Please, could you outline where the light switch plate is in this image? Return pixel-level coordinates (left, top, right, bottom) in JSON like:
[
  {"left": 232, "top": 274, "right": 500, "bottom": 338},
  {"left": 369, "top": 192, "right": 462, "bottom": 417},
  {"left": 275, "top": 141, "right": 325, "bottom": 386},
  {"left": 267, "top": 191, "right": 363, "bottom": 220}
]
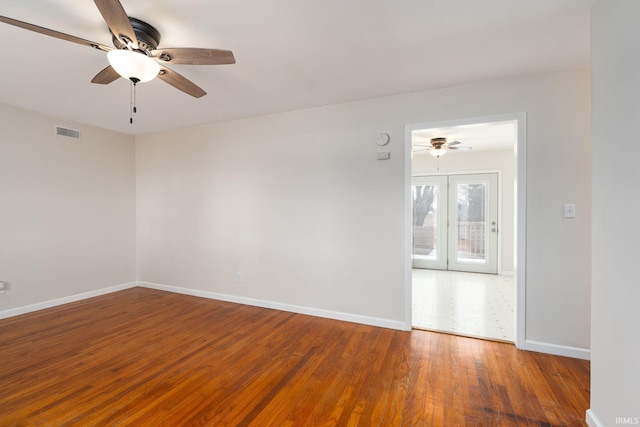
[{"left": 563, "top": 203, "right": 576, "bottom": 218}]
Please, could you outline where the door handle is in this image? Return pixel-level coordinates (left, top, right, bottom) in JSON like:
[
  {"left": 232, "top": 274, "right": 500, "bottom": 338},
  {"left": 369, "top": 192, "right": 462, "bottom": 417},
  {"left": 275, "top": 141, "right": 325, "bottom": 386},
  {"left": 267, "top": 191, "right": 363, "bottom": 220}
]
[{"left": 491, "top": 228, "right": 497, "bottom": 232}]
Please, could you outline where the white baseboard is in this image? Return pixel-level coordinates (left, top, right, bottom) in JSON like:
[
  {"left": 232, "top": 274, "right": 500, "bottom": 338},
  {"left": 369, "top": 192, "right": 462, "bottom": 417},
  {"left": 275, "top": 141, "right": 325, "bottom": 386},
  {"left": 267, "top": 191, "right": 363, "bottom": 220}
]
[
  {"left": 524, "top": 339, "right": 590, "bottom": 360},
  {"left": 586, "top": 409, "right": 604, "bottom": 427},
  {"left": 0, "top": 282, "right": 138, "bottom": 320},
  {"left": 138, "top": 281, "right": 409, "bottom": 331},
  {"left": 500, "top": 270, "right": 514, "bottom": 276}
]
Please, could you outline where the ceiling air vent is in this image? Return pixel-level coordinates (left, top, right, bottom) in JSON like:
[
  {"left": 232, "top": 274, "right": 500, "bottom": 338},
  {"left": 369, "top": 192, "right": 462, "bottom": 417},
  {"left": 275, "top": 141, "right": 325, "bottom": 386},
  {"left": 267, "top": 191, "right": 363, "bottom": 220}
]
[{"left": 55, "top": 126, "right": 80, "bottom": 139}]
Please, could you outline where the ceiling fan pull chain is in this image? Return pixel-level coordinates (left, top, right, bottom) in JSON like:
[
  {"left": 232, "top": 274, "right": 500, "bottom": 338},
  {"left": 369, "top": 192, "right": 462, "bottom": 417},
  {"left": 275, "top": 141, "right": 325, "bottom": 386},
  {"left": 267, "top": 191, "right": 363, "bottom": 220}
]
[
  {"left": 133, "top": 80, "right": 138, "bottom": 114},
  {"left": 129, "top": 78, "right": 140, "bottom": 124},
  {"left": 129, "top": 80, "right": 134, "bottom": 124}
]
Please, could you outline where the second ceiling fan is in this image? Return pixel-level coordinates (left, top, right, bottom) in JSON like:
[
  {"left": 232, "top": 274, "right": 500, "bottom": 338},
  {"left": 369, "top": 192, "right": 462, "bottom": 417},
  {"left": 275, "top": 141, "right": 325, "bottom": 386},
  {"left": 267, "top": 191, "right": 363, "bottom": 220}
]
[{"left": 414, "top": 137, "right": 472, "bottom": 157}]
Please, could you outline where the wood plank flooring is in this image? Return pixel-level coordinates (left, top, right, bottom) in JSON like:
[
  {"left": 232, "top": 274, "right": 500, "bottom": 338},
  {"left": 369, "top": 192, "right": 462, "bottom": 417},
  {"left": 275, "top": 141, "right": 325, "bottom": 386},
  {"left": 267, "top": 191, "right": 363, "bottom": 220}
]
[{"left": 0, "top": 288, "right": 590, "bottom": 426}]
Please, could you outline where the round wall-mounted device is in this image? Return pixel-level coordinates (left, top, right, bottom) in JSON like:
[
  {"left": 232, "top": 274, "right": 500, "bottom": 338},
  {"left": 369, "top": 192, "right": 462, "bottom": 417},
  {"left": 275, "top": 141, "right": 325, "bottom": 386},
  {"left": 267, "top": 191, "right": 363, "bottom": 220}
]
[{"left": 376, "top": 133, "right": 390, "bottom": 146}]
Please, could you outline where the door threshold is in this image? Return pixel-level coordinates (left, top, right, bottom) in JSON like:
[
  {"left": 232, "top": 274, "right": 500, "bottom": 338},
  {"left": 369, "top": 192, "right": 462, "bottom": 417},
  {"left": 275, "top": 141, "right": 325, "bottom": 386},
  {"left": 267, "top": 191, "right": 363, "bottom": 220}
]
[{"left": 412, "top": 325, "right": 514, "bottom": 345}]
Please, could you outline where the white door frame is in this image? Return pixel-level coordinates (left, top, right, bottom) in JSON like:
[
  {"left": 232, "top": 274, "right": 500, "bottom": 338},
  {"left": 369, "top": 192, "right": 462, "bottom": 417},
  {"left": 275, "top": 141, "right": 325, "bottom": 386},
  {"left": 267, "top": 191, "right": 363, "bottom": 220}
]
[{"left": 403, "top": 113, "right": 527, "bottom": 349}]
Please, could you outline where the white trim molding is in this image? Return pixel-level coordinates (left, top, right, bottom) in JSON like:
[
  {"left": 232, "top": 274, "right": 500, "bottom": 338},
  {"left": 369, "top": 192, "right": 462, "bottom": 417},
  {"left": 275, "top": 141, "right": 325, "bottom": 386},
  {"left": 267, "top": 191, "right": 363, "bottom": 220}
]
[
  {"left": 586, "top": 409, "right": 605, "bottom": 427},
  {"left": 524, "top": 340, "right": 590, "bottom": 360},
  {"left": 138, "top": 281, "right": 409, "bottom": 331},
  {"left": 514, "top": 113, "right": 527, "bottom": 351},
  {"left": 0, "top": 282, "right": 138, "bottom": 320}
]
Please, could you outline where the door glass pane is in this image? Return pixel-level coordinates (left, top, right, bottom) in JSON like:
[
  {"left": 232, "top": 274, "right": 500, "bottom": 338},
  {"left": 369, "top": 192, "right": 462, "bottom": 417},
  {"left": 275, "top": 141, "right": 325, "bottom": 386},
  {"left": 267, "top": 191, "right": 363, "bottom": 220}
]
[
  {"left": 456, "top": 183, "right": 486, "bottom": 263},
  {"left": 412, "top": 184, "right": 439, "bottom": 260}
]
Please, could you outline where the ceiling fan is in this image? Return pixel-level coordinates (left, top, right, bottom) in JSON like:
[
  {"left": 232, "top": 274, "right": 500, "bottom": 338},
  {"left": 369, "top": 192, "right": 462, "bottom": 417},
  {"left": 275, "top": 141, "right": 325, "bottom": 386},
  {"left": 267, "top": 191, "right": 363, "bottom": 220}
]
[
  {"left": 414, "top": 137, "right": 472, "bottom": 157},
  {"left": 0, "top": 0, "right": 235, "bottom": 99}
]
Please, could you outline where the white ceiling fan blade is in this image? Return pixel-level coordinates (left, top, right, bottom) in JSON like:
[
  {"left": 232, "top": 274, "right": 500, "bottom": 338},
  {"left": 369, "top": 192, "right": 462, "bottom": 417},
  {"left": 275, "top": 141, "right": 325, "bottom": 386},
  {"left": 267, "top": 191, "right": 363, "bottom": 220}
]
[{"left": 447, "top": 140, "right": 462, "bottom": 146}]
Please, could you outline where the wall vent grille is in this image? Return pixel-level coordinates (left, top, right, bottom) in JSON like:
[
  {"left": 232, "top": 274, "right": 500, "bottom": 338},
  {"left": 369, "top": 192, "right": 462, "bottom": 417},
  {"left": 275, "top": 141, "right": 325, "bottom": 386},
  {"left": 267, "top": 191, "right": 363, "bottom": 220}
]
[{"left": 55, "top": 126, "right": 81, "bottom": 139}]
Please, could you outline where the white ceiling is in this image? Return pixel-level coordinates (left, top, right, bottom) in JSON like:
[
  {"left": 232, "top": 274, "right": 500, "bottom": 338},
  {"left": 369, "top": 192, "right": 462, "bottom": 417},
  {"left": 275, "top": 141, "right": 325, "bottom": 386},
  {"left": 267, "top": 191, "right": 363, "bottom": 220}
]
[{"left": 0, "top": 0, "right": 596, "bottom": 135}]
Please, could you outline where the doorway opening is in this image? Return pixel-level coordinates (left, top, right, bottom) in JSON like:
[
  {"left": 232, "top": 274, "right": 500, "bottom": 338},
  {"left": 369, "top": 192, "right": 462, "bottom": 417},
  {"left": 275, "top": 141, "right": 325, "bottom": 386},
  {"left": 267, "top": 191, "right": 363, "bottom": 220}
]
[{"left": 404, "top": 115, "right": 526, "bottom": 345}]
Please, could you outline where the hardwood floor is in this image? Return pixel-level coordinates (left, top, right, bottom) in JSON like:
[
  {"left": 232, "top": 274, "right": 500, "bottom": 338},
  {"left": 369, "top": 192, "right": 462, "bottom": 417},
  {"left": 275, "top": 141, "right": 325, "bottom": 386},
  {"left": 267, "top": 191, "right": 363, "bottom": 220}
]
[{"left": 0, "top": 288, "right": 590, "bottom": 426}]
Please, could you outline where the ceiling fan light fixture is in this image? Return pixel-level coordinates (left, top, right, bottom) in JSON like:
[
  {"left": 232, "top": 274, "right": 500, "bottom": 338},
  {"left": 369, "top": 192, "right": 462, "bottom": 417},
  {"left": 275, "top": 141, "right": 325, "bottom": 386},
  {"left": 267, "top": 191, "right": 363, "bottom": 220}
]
[
  {"left": 107, "top": 49, "right": 160, "bottom": 83},
  {"left": 430, "top": 147, "right": 447, "bottom": 157}
]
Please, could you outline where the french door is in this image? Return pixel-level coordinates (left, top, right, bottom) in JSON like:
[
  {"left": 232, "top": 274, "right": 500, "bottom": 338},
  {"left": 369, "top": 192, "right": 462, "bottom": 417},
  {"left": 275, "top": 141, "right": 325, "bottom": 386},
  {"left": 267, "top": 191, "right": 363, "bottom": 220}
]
[{"left": 412, "top": 173, "right": 498, "bottom": 274}]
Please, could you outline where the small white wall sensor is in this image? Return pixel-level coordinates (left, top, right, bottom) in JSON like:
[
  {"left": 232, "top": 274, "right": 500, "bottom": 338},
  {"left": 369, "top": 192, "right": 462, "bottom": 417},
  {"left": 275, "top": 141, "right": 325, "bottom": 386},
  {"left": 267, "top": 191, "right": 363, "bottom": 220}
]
[{"left": 376, "top": 133, "right": 390, "bottom": 146}]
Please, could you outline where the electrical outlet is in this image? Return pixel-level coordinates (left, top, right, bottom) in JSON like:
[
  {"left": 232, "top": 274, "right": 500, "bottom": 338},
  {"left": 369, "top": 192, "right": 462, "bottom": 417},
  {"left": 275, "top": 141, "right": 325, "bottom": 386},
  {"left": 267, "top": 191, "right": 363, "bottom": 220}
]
[{"left": 236, "top": 272, "right": 243, "bottom": 284}]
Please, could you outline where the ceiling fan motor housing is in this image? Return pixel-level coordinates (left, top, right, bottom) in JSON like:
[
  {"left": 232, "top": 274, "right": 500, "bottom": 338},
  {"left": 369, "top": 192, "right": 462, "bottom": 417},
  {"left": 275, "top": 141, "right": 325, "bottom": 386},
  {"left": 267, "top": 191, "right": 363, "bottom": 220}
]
[
  {"left": 112, "top": 17, "right": 161, "bottom": 52},
  {"left": 431, "top": 137, "right": 447, "bottom": 148}
]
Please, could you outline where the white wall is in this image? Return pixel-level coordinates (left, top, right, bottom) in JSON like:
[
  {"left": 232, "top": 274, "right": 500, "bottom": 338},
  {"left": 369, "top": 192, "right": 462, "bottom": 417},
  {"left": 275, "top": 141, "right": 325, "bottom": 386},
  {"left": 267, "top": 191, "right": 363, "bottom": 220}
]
[
  {"left": 137, "top": 68, "right": 591, "bottom": 350},
  {"left": 589, "top": 1, "right": 640, "bottom": 425},
  {"left": 136, "top": 103, "right": 408, "bottom": 325},
  {"left": 0, "top": 104, "right": 136, "bottom": 312},
  {"left": 413, "top": 149, "right": 515, "bottom": 273}
]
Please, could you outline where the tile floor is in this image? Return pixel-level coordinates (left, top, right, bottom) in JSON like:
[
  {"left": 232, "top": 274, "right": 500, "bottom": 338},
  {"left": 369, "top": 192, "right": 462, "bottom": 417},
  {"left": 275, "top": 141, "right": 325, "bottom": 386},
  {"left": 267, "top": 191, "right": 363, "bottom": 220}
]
[{"left": 412, "top": 269, "right": 515, "bottom": 342}]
